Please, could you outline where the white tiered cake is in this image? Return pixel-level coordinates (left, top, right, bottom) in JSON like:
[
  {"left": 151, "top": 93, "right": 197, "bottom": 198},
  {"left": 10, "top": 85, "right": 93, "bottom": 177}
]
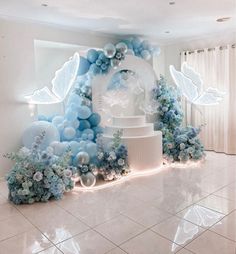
[{"left": 103, "top": 115, "right": 163, "bottom": 171}]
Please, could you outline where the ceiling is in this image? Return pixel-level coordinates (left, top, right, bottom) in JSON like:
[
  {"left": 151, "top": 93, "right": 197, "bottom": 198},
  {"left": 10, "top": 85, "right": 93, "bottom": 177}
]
[{"left": 0, "top": 0, "right": 235, "bottom": 44}]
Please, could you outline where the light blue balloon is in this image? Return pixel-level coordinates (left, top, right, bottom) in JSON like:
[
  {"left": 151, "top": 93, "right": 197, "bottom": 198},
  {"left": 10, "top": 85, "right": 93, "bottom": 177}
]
[
  {"left": 65, "top": 109, "right": 78, "bottom": 121},
  {"left": 81, "top": 133, "right": 88, "bottom": 140},
  {"left": 72, "top": 119, "right": 80, "bottom": 129},
  {"left": 88, "top": 134, "right": 94, "bottom": 140},
  {"left": 67, "top": 93, "right": 82, "bottom": 106},
  {"left": 88, "top": 113, "right": 101, "bottom": 127},
  {"left": 82, "top": 129, "right": 94, "bottom": 140},
  {"left": 77, "top": 106, "right": 92, "bottom": 120},
  {"left": 132, "top": 37, "right": 142, "bottom": 49},
  {"left": 38, "top": 115, "right": 48, "bottom": 121},
  {"left": 92, "top": 126, "right": 103, "bottom": 136},
  {"left": 63, "top": 127, "right": 76, "bottom": 140},
  {"left": 52, "top": 116, "right": 64, "bottom": 126},
  {"left": 22, "top": 121, "right": 60, "bottom": 150},
  {"left": 89, "top": 63, "right": 101, "bottom": 75},
  {"left": 83, "top": 129, "right": 94, "bottom": 136},
  {"left": 141, "top": 40, "right": 150, "bottom": 50},
  {"left": 69, "top": 141, "right": 80, "bottom": 155},
  {"left": 87, "top": 49, "right": 99, "bottom": 63},
  {"left": 141, "top": 50, "right": 151, "bottom": 60},
  {"left": 85, "top": 142, "right": 97, "bottom": 157},
  {"left": 50, "top": 141, "right": 64, "bottom": 156},
  {"left": 57, "top": 124, "right": 64, "bottom": 132},
  {"left": 77, "top": 56, "right": 90, "bottom": 76},
  {"left": 98, "top": 52, "right": 107, "bottom": 62},
  {"left": 153, "top": 47, "right": 161, "bottom": 56}
]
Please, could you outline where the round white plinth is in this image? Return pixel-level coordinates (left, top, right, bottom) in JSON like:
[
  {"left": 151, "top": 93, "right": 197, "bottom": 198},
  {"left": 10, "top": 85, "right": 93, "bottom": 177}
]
[{"left": 103, "top": 131, "right": 163, "bottom": 171}]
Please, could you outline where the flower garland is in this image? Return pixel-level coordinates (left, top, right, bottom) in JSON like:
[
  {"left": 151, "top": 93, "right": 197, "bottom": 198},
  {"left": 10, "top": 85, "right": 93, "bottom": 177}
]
[
  {"left": 152, "top": 76, "right": 205, "bottom": 163},
  {"left": 4, "top": 132, "right": 76, "bottom": 204}
]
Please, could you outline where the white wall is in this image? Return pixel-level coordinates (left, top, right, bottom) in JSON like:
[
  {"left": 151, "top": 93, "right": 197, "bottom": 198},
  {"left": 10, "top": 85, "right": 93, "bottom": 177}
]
[{"left": 0, "top": 18, "right": 114, "bottom": 177}]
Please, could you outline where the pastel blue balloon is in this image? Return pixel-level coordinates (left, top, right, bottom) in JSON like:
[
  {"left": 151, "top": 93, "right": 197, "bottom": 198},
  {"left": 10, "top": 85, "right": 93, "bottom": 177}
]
[
  {"left": 92, "top": 126, "right": 103, "bottom": 136},
  {"left": 98, "top": 52, "right": 107, "bottom": 62},
  {"left": 50, "top": 141, "right": 64, "bottom": 156},
  {"left": 85, "top": 142, "right": 97, "bottom": 157},
  {"left": 88, "top": 134, "right": 94, "bottom": 140},
  {"left": 77, "top": 106, "right": 92, "bottom": 120},
  {"left": 83, "top": 128, "right": 94, "bottom": 135},
  {"left": 57, "top": 124, "right": 64, "bottom": 132},
  {"left": 81, "top": 133, "right": 88, "bottom": 140},
  {"left": 78, "top": 56, "right": 90, "bottom": 76},
  {"left": 89, "top": 63, "right": 101, "bottom": 75},
  {"left": 141, "top": 50, "right": 151, "bottom": 60},
  {"left": 38, "top": 115, "right": 48, "bottom": 121},
  {"left": 132, "top": 37, "right": 142, "bottom": 49},
  {"left": 52, "top": 116, "right": 64, "bottom": 126},
  {"left": 79, "top": 120, "right": 91, "bottom": 131},
  {"left": 72, "top": 119, "right": 80, "bottom": 129},
  {"left": 95, "top": 59, "right": 102, "bottom": 66},
  {"left": 103, "top": 43, "right": 116, "bottom": 58},
  {"left": 65, "top": 109, "right": 78, "bottom": 121},
  {"left": 67, "top": 93, "right": 82, "bottom": 105},
  {"left": 88, "top": 113, "right": 101, "bottom": 127},
  {"left": 69, "top": 141, "right": 80, "bottom": 155},
  {"left": 22, "top": 121, "right": 60, "bottom": 150},
  {"left": 153, "top": 47, "right": 161, "bottom": 56},
  {"left": 121, "top": 40, "right": 133, "bottom": 50},
  {"left": 141, "top": 40, "right": 150, "bottom": 50},
  {"left": 87, "top": 49, "right": 99, "bottom": 63},
  {"left": 63, "top": 127, "right": 76, "bottom": 140},
  {"left": 83, "top": 129, "right": 94, "bottom": 141}
]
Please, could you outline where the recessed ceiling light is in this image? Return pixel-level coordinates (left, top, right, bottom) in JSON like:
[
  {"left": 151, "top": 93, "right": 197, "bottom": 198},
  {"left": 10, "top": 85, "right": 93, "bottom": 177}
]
[
  {"left": 165, "top": 31, "right": 170, "bottom": 34},
  {"left": 169, "top": 1, "right": 175, "bottom": 5},
  {"left": 41, "top": 3, "right": 48, "bottom": 7},
  {"left": 216, "top": 17, "right": 231, "bottom": 22}
]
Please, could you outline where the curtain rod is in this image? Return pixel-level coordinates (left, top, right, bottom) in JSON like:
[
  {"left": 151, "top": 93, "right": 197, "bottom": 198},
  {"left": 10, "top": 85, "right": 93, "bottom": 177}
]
[{"left": 182, "top": 43, "right": 235, "bottom": 55}]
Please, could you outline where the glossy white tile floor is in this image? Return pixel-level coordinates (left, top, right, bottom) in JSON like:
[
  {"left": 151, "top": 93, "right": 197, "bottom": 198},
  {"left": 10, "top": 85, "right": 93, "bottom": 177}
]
[{"left": 0, "top": 151, "right": 236, "bottom": 254}]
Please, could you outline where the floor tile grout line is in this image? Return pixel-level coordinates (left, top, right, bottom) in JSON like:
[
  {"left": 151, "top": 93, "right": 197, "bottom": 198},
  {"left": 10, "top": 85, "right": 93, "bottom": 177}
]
[{"left": 13, "top": 204, "right": 59, "bottom": 251}]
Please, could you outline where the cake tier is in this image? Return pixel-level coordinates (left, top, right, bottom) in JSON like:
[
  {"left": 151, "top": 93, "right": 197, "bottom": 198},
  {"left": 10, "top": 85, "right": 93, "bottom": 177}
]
[
  {"left": 112, "top": 115, "right": 146, "bottom": 127},
  {"left": 102, "top": 131, "right": 163, "bottom": 171},
  {"left": 104, "top": 123, "right": 154, "bottom": 137}
]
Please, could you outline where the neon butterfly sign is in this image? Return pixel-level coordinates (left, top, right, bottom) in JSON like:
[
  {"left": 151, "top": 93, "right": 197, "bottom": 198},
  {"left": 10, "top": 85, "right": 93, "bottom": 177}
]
[
  {"left": 169, "top": 62, "right": 225, "bottom": 106},
  {"left": 25, "top": 53, "right": 80, "bottom": 104}
]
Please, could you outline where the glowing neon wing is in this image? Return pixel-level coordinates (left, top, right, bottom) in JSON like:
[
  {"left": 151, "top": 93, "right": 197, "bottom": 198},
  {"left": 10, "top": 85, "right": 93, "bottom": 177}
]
[
  {"left": 194, "top": 87, "right": 225, "bottom": 105},
  {"left": 52, "top": 53, "right": 80, "bottom": 100},
  {"left": 169, "top": 65, "right": 199, "bottom": 103},
  {"left": 25, "top": 87, "right": 60, "bottom": 104},
  {"left": 181, "top": 62, "right": 203, "bottom": 91},
  {"left": 25, "top": 52, "right": 80, "bottom": 104}
]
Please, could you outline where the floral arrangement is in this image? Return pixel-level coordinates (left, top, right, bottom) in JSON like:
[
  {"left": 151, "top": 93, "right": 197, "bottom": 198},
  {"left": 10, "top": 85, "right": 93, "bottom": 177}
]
[
  {"left": 152, "top": 76, "right": 205, "bottom": 163},
  {"left": 96, "top": 131, "right": 130, "bottom": 181},
  {"left": 4, "top": 132, "right": 76, "bottom": 204}
]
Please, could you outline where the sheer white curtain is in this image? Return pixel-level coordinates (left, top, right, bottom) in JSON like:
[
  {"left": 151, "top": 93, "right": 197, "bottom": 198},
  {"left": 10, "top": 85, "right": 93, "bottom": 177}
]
[{"left": 181, "top": 45, "right": 236, "bottom": 154}]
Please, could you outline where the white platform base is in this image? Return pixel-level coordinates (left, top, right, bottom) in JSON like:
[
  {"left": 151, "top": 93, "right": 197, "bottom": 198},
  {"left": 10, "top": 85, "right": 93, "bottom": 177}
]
[{"left": 103, "top": 115, "right": 163, "bottom": 171}]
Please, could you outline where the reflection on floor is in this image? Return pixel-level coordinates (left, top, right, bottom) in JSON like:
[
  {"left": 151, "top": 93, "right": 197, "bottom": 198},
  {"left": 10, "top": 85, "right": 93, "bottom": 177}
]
[{"left": 0, "top": 151, "right": 236, "bottom": 253}]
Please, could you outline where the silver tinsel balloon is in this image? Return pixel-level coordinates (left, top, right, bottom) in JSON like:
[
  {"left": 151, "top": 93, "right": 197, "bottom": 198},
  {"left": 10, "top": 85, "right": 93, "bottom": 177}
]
[
  {"left": 116, "top": 42, "right": 128, "bottom": 54},
  {"left": 76, "top": 151, "right": 90, "bottom": 165},
  {"left": 104, "top": 43, "right": 116, "bottom": 58},
  {"left": 111, "top": 58, "right": 121, "bottom": 69},
  {"left": 80, "top": 172, "right": 96, "bottom": 188}
]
